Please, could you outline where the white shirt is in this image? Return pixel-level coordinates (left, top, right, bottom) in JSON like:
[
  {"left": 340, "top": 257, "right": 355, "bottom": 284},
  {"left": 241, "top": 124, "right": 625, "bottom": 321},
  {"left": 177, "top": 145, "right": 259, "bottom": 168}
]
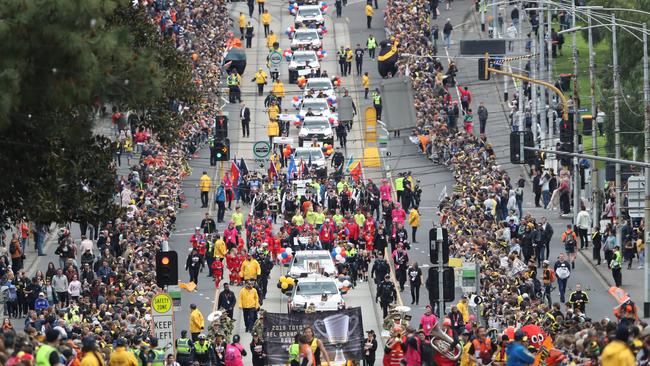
[
  {"left": 576, "top": 210, "right": 591, "bottom": 230},
  {"left": 68, "top": 280, "right": 82, "bottom": 297},
  {"left": 79, "top": 239, "right": 94, "bottom": 254},
  {"left": 507, "top": 25, "right": 518, "bottom": 39}
]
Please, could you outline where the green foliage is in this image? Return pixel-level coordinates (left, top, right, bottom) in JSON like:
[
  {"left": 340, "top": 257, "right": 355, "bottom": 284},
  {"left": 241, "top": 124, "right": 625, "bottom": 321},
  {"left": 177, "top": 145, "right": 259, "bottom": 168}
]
[{"left": 0, "top": 0, "right": 196, "bottom": 225}]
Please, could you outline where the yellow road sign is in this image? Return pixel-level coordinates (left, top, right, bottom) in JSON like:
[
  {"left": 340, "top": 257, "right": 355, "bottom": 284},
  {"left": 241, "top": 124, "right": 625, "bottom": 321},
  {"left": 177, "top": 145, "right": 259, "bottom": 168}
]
[{"left": 152, "top": 293, "right": 173, "bottom": 315}]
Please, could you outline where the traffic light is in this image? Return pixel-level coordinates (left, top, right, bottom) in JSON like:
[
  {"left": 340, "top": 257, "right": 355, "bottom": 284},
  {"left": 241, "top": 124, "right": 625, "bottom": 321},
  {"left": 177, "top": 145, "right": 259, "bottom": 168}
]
[
  {"left": 559, "top": 142, "right": 573, "bottom": 167},
  {"left": 478, "top": 58, "right": 490, "bottom": 80},
  {"left": 509, "top": 131, "right": 534, "bottom": 164},
  {"left": 215, "top": 116, "right": 229, "bottom": 140},
  {"left": 214, "top": 139, "right": 230, "bottom": 161},
  {"left": 559, "top": 117, "right": 573, "bottom": 144},
  {"left": 427, "top": 267, "right": 455, "bottom": 302},
  {"left": 156, "top": 251, "right": 178, "bottom": 287},
  {"left": 429, "top": 228, "right": 449, "bottom": 264}
]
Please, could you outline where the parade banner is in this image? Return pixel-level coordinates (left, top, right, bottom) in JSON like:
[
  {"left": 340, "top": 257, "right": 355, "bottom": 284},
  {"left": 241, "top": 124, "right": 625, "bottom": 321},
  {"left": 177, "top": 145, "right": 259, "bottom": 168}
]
[{"left": 264, "top": 307, "right": 364, "bottom": 364}]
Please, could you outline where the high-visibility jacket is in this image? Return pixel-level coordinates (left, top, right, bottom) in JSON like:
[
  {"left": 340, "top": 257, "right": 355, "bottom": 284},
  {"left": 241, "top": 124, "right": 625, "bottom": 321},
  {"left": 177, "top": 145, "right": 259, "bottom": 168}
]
[
  {"left": 255, "top": 71, "right": 267, "bottom": 85},
  {"left": 345, "top": 50, "right": 353, "bottom": 62},
  {"left": 239, "top": 15, "right": 246, "bottom": 28},
  {"left": 262, "top": 13, "right": 271, "bottom": 25},
  {"left": 194, "top": 342, "right": 210, "bottom": 355},
  {"left": 268, "top": 105, "right": 280, "bottom": 121},
  {"left": 372, "top": 92, "right": 381, "bottom": 105},
  {"left": 176, "top": 338, "right": 192, "bottom": 354},
  {"left": 36, "top": 344, "right": 57, "bottom": 366},
  {"left": 267, "top": 121, "right": 280, "bottom": 137},
  {"left": 365, "top": 4, "right": 374, "bottom": 16},
  {"left": 238, "top": 287, "right": 260, "bottom": 309},
  {"left": 227, "top": 74, "right": 240, "bottom": 86},
  {"left": 362, "top": 75, "right": 369, "bottom": 88},
  {"left": 272, "top": 82, "right": 285, "bottom": 97},
  {"left": 395, "top": 177, "right": 404, "bottom": 191},
  {"left": 367, "top": 37, "right": 377, "bottom": 49},
  {"left": 199, "top": 174, "right": 212, "bottom": 192}
]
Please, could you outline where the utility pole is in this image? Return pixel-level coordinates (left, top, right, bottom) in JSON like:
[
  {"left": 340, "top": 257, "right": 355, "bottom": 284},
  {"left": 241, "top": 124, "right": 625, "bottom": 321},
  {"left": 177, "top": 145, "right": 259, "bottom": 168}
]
[
  {"left": 642, "top": 22, "right": 650, "bottom": 317},
  {"left": 572, "top": 1, "right": 581, "bottom": 219},
  {"left": 532, "top": 33, "right": 538, "bottom": 146},
  {"left": 547, "top": 7, "right": 554, "bottom": 143},
  {"left": 436, "top": 227, "right": 444, "bottom": 318},
  {"left": 613, "top": 15, "right": 622, "bottom": 245},
  {"left": 538, "top": 5, "right": 546, "bottom": 149},
  {"left": 518, "top": 0, "right": 525, "bottom": 145},
  {"left": 588, "top": 9, "right": 600, "bottom": 229}
]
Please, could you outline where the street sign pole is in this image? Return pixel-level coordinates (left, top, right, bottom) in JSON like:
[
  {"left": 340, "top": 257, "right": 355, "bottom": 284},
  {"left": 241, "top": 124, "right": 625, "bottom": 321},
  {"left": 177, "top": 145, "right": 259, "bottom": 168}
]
[
  {"left": 436, "top": 227, "right": 444, "bottom": 318},
  {"left": 151, "top": 293, "right": 176, "bottom": 355}
]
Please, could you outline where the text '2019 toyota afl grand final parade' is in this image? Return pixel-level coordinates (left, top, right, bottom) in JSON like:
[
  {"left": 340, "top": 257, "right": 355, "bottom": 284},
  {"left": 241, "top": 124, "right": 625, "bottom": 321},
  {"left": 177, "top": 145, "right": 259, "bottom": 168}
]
[{"left": 1, "top": 0, "right": 650, "bottom": 365}]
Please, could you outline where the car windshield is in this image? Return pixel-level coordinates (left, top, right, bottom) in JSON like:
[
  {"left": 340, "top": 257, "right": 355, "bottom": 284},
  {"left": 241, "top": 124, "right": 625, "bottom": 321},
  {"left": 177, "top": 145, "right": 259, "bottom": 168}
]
[
  {"left": 293, "top": 254, "right": 332, "bottom": 269},
  {"left": 306, "top": 81, "right": 332, "bottom": 90},
  {"left": 298, "top": 8, "right": 321, "bottom": 17},
  {"left": 295, "top": 31, "right": 319, "bottom": 41},
  {"left": 292, "top": 53, "right": 317, "bottom": 62},
  {"left": 303, "top": 120, "right": 329, "bottom": 130},
  {"left": 296, "top": 281, "right": 338, "bottom": 295},
  {"left": 294, "top": 149, "right": 325, "bottom": 160},
  {"left": 302, "top": 100, "right": 328, "bottom": 110}
]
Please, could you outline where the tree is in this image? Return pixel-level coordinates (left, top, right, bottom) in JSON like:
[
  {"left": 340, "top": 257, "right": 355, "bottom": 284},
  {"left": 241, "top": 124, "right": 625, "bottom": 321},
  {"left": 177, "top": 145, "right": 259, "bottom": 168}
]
[{"left": 0, "top": 0, "right": 196, "bottom": 226}]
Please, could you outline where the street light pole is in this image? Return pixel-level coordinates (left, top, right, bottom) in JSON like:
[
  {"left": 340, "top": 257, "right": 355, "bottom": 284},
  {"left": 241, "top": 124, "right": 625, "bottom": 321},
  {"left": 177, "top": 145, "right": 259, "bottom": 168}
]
[
  {"left": 572, "top": 0, "right": 581, "bottom": 218},
  {"left": 613, "top": 15, "right": 622, "bottom": 245},
  {"left": 538, "top": 5, "right": 547, "bottom": 149},
  {"left": 588, "top": 9, "right": 600, "bottom": 230},
  {"left": 547, "top": 7, "right": 554, "bottom": 143},
  {"left": 642, "top": 22, "right": 650, "bottom": 317}
]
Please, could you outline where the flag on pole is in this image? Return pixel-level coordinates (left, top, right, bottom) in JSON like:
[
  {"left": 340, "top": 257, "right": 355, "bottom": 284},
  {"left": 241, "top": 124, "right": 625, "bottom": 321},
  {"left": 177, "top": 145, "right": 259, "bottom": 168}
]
[
  {"left": 346, "top": 154, "right": 354, "bottom": 172},
  {"left": 231, "top": 156, "right": 240, "bottom": 185},
  {"left": 239, "top": 157, "right": 249, "bottom": 176},
  {"left": 350, "top": 160, "right": 362, "bottom": 182},
  {"left": 268, "top": 160, "right": 278, "bottom": 180},
  {"left": 287, "top": 155, "right": 297, "bottom": 180}
]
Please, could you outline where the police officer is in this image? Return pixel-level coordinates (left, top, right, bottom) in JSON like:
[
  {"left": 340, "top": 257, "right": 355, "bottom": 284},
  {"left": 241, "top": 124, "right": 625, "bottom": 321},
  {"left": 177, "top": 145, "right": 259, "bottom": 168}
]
[
  {"left": 336, "top": 121, "right": 347, "bottom": 148},
  {"left": 193, "top": 334, "right": 212, "bottom": 366},
  {"left": 147, "top": 338, "right": 166, "bottom": 366},
  {"left": 394, "top": 173, "right": 404, "bottom": 202},
  {"left": 376, "top": 274, "right": 397, "bottom": 318},
  {"left": 227, "top": 71, "right": 241, "bottom": 103},
  {"left": 245, "top": 22, "right": 254, "bottom": 48},
  {"left": 366, "top": 35, "right": 377, "bottom": 59},
  {"left": 337, "top": 47, "right": 347, "bottom": 76},
  {"left": 372, "top": 88, "right": 382, "bottom": 120},
  {"left": 568, "top": 283, "right": 589, "bottom": 314},
  {"left": 175, "top": 330, "right": 194, "bottom": 366}
]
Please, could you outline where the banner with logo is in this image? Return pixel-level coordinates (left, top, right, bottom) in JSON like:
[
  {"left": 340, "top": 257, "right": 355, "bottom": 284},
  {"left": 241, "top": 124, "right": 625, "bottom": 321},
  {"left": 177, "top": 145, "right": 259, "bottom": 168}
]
[{"left": 263, "top": 307, "right": 364, "bottom": 364}]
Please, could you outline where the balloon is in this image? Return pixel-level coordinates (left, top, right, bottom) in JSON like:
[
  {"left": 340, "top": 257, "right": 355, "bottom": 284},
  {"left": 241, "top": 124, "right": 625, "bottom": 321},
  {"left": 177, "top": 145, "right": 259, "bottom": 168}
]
[
  {"left": 503, "top": 326, "right": 516, "bottom": 341},
  {"left": 292, "top": 96, "right": 299, "bottom": 102},
  {"left": 286, "top": 248, "right": 293, "bottom": 255},
  {"left": 280, "top": 247, "right": 286, "bottom": 252},
  {"left": 287, "top": 277, "right": 295, "bottom": 285},
  {"left": 281, "top": 252, "right": 288, "bottom": 259},
  {"left": 342, "top": 280, "right": 350, "bottom": 287},
  {"left": 280, "top": 276, "right": 287, "bottom": 283},
  {"left": 335, "top": 254, "right": 343, "bottom": 261},
  {"left": 331, "top": 250, "right": 337, "bottom": 257},
  {"left": 327, "top": 148, "right": 334, "bottom": 155},
  {"left": 281, "top": 282, "right": 289, "bottom": 289},
  {"left": 277, "top": 253, "right": 283, "bottom": 260},
  {"left": 341, "top": 250, "right": 347, "bottom": 257},
  {"left": 469, "top": 314, "right": 476, "bottom": 322},
  {"left": 335, "top": 247, "right": 342, "bottom": 254}
]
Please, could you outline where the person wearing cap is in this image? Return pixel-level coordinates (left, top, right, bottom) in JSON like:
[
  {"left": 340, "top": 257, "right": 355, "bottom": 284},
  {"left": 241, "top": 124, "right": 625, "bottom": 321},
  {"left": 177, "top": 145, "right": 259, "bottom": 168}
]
[
  {"left": 193, "top": 334, "right": 212, "bottom": 365},
  {"left": 244, "top": 22, "right": 254, "bottom": 49},
  {"left": 363, "top": 330, "right": 378, "bottom": 366},
  {"left": 239, "top": 281, "right": 261, "bottom": 332},
  {"left": 35, "top": 329, "right": 63, "bottom": 366},
  {"left": 110, "top": 338, "right": 138, "bottom": 366},
  {"left": 175, "top": 330, "right": 193, "bottom": 366},
  {"left": 224, "top": 334, "right": 247, "bottom": 366},
  {"left": 250, "top": 332, "right": 267, "bottom": 366},
  {"left": 504, "top": 330, "right": 534, "bottom": 366},
  {"left": 189, "top": 304, "right": 205, "bottom": 342},
  {"left": 376, "top": 274, "right": 396, "bottom": 318},
  {"left": 35, "top": 291, "right": 50, "bottom": 311}
]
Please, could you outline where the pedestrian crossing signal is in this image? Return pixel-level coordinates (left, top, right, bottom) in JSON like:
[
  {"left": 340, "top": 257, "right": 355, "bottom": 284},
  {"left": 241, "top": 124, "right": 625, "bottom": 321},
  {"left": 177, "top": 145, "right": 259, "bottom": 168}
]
[
  {"left": 156, "top": 251, "right": 178, "bottom": 288},
  {"left": 215, "top": 139, "right": 230, "bottom": 161},
  {"left": 215, "top": 116, "right": 229, "bottom": 140}
]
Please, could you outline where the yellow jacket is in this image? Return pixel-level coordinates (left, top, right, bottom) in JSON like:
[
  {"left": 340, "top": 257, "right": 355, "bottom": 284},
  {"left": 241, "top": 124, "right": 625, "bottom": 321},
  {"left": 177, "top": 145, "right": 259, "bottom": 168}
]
[
  {"left": 267, "top": 33, "right": 278, "bottom": 48},
  {"left": 459, "top": 342, "right": 474, "bottom": 366},
  {"left": 365, "top": 5, "right": 374, "bottom": 16},
  {"left": 239, "top": 14, "right": 246, "bottom": 28},
  {"left": 268, "top": 104, "right": 280, "bottom": 121},
  {"left": 213, "top": 239, "right": 227, "bottom": 259},
  {"left": 80, "top": 352, "right": 104, "bottom": 366},
  {"left": 345, "top": 50, "right": 353, "bottom": 62},
  {"left": 255, "top": 71, "right": 267, "bottom": 85},
  {"left": 199, "top": 174, "right": 211, "bottom": 192},
  {"left": 239, "top": 287, "right": 260, "bottom": 309},
  {"left": 109, "top": 346, "right": 138, "bottom": 366},
  {"left": 272, "top": 82, "right": 285, "bottom": 97},
  {"left": 601, "top": 340, "right": 635, "bottom": 366},
  {"left": 189, "top": 308, "right": 205, "bottom": 333},
  {"left": 268, "top": 121, "right": 280, "bottom": 137},
  {"left": 362, "top": 75, "right": 369, "bottom": 88},
  {"left": 408, "top": 209, "right": 420, "bottom": 227},
  {"left": 240, "top": 258, "right": 262, "bottom": 280},
  {"left": 262, "top": 13, "right": 271, "bottom": 25},
  {"left": 457, "top": 300, "right": 470, "bottom": 323}
]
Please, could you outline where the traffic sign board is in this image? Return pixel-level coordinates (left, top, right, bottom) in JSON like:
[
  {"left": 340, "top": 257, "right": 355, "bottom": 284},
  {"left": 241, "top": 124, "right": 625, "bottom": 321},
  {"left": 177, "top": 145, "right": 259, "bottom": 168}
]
[
  {"left": 253, "top": 140, "right": 271, "bottom": 159},
  {"left": 628, "top": 175, "right": 645, "bottom": 218},
  {"left": 577, "top": 107, "right": 589, "bottom": 113},
  {"left": 152, "top": 293, "right": 173, "bottom": 315}
]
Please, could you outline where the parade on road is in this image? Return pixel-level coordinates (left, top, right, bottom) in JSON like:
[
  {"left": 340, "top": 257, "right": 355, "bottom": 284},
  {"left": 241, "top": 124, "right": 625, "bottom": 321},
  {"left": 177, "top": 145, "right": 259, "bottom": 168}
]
[{"left": 2, "top": 0, "right": 650, "bottom": 366}]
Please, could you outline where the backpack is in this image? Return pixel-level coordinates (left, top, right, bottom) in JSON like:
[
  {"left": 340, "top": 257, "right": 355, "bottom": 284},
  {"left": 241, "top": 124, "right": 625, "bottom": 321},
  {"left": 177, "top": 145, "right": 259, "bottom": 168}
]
[
  {"left": 545, "top": 268, "right": 556, "bottom": 283},
  {"left": 564, "top": 232, "right": 576, "bottom": 248}
]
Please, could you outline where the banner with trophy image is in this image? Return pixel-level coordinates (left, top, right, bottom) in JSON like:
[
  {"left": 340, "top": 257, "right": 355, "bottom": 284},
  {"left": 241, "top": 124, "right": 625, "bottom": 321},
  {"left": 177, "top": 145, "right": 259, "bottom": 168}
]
[{"left": 263, "top": 308, "right": 364, "bottom": 364}]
